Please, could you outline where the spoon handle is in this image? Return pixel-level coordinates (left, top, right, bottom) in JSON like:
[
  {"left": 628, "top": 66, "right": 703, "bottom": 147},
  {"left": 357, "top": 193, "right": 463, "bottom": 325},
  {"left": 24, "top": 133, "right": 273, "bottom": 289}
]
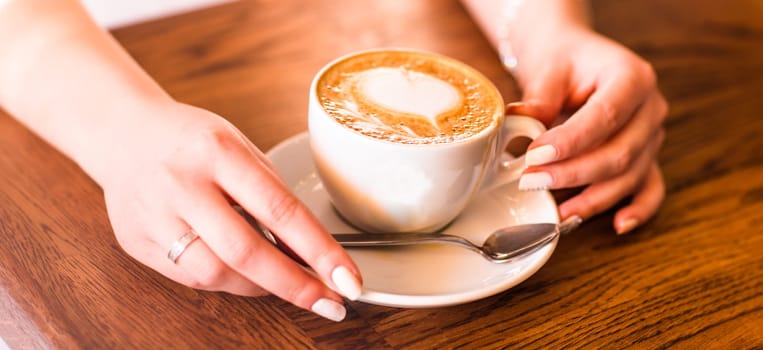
[
  {"left": 333, "top": 232, "right": 484, "bottom": 256},
  {"left": 334, "top": 232, "right": 455, "bottom": 245}
]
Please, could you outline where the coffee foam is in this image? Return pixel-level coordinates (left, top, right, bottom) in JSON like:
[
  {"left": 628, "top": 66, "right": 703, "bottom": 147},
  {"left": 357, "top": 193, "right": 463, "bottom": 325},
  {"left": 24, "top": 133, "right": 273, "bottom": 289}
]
[
  {"left": 356, "top": 68, "right": 462, "bottom": 126},
  {"left": 317, "top": 51, "right": 501, "bottom": 144}
]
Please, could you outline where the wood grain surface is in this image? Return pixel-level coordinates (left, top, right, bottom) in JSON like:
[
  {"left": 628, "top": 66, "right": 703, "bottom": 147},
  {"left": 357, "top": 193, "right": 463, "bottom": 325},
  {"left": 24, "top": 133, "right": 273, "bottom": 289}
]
[{"left": 1, "top": 0, "right": 761, "bottom": 348}]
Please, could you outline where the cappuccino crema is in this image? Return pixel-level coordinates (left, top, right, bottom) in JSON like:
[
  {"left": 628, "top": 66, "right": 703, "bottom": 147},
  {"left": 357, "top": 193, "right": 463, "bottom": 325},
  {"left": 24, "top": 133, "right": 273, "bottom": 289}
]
[{"left": 316, "top": 51, "right": 502, "bottom": 144}]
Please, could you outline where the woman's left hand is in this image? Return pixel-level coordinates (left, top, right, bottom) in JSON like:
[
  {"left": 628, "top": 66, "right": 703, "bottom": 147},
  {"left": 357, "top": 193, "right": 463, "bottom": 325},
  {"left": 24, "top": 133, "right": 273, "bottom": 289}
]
[{"left": 507, "top": 24, "right": 668, "bottom": 234}]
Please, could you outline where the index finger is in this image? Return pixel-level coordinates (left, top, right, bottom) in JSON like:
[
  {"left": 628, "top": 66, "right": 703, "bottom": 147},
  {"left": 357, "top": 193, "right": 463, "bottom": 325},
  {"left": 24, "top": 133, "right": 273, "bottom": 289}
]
[
  {"left": 216, "top": 145, "right": 363, "bottom": 300},
  {"left": 525, "top": 63, "right": 656, "bottom": 166},
  {"left": 178, "top": 186, "right": 350, "bottom": 322}
]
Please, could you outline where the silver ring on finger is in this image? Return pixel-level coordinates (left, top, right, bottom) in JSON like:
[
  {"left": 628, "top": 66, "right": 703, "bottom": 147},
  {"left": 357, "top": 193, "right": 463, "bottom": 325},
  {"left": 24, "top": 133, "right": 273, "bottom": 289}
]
[{"left": 167, "top": 230, "right": 200, "bottom": 264}]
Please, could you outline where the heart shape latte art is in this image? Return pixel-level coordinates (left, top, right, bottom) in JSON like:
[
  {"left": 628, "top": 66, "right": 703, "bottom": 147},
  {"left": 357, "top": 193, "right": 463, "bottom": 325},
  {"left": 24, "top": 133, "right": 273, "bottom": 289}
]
[{"left": 355, "top": 67, "right": 463, "bottom": 127}]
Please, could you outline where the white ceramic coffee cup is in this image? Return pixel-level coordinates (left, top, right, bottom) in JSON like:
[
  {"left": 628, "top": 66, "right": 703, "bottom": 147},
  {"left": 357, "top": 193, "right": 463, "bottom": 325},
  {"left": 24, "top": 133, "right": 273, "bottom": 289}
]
[{"left": 308, "top": 49, "right": 546, "bottom": 233}]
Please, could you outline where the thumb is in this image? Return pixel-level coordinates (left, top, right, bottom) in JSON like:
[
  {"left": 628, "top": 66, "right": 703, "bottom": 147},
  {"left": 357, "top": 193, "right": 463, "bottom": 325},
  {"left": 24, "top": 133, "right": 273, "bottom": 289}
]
[{"left": 505, "top": 66, "right": 568, "bottom": 127}]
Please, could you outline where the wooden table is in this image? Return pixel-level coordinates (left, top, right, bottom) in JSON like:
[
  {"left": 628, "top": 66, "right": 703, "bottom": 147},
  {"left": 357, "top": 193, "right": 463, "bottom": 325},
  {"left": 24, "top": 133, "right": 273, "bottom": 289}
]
[{"left": 2, "top": 0, "right": 761, "bottom": 348}]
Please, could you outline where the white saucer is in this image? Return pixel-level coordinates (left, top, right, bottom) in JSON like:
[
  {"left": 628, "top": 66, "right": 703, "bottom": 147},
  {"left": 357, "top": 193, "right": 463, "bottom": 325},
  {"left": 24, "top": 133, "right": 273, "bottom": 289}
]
[{"left": 266, "top": 132, "right": 559, "bottom": 308}]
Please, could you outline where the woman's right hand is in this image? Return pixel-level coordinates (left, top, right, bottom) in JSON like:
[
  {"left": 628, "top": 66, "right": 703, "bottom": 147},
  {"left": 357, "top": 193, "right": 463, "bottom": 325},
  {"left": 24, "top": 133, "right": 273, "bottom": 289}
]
[{"left": 101, "top": 102, "right": 362, "bottom": 322}]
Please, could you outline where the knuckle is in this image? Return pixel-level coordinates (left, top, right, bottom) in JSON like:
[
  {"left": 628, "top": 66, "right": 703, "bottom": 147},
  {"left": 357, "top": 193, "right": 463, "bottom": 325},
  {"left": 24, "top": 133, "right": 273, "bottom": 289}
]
[
  {"left": 192, "top": 259, "right": 228, "bottom": 288},
  {"left": 160, "top": 125, "right": 241, "bottom": 180},
  {"left": 555, "top": 167, "right": 579, "bottom": 188},
  {"left": 567, "top": 169, "right": 583, "bottom": 187},
  {"left": 189, "top": 124, "right": 243, "bottom": 167},
  {"left": 309, "top": 248, "right": 336, "bottom": 274},
  {"left": 267, "top": 193, "right": 301, "bottom": 227},
  {"left": 653, "top": 164, "right": 667, "bottom": 194},
  {"left": 655, "top": 95, "right": 670, "bottom": 122},
  {"left": 611, "top": 148, "right": 636, "bottom": 174},
  {"left": 626, "top": 177, "right": 643, "bottom": 197},
  {"left": 624, "top": 167, "right": 645, "bottom": 193},
  {"left": 199, "top": 126, "right": 237, "bottom": 155},
  {"left": 225, "top": 238, "right": 259, "bottom": 270},
  {"left": 593, "top": 98, "right": 619, "bottom": 131},
  {"left": 576, "top": 194, "right": 603, "bottom": 219},
  {"left": 637, "top": 60, "right": 658, "bottom": 88},
  {"left": 285, "top": 281, "right": 322, "bottom": 309},
  {"left": 656, "top": 182, "right": 666, "bottom": 202},
  {"left": 557, "top": 125, "right": 583, "bottom": 158},
  {"left": 656, "top": 178, "right": 667, "bottom": 201}
]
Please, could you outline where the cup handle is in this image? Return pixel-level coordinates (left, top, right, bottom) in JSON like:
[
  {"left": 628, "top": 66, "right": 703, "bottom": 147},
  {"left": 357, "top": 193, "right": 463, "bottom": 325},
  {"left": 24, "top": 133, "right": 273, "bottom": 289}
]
[{"left": 484, "top": 115, "right": 547, "bottom": 191}]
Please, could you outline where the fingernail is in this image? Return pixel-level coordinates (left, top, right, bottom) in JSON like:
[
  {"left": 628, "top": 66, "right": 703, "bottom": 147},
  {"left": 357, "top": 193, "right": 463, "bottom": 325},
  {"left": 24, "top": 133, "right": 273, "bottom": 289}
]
[
  {"left": 525, "top": 145, "right": 557, "bottom": 166},
  {"left": 311, "top": 298, "right": 346, "bottom": 322},
  {"left": 561, "top": 215, "right": 583, "bottom": 234},
  {"left": 505, "top": 101, "right": 526, "bottom": 114},
  {"left": 617, "top": 218, "right": 639, "bottom": 235},
  {"left": 331, "top": 266, "right": 362, "bottom": 301},
  {"left": 506, "top": 100, "right": 544, "bottom": 115},
  {"left": 519, "top": 172, "right": 553, "bottom": 191}
]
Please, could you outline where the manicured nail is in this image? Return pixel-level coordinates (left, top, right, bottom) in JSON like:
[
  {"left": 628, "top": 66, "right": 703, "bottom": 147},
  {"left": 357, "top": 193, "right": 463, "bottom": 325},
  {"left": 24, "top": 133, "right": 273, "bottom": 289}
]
[
  {"left": 505, "top": 101, "right": 526, "bottom": 114},
  {"left": 519, "top": 172, "right": 553, "bottom": 191},
  {"left": 525, "top": 145, "right": 557, "bottom": 166},
  {"left": 617, "top": 218, "right": 639, "bottom": 235},
  {"left": 331, "top": 266, "right": 362, "bottom": 301},
  {"left": 561, "top": 215, "right": 583, "bottom": 234},
  {"left": 311, "top": 298, "right": 346, "bottom": 322}
]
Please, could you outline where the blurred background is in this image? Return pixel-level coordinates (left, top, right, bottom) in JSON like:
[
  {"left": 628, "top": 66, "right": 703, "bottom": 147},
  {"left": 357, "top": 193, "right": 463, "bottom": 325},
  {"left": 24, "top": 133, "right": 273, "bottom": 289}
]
[{"left": 81, "top": 0, "right": 232, "bottom": 28}]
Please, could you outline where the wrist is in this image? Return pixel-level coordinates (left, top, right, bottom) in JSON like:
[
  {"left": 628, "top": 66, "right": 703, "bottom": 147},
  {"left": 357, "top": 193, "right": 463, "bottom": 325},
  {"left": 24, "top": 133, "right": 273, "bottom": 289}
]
[
  {"left": 78, "top": 97, "right": 181, "bottom": 188},
  {"left": 0, "top": 0, "right": 181, "bottom": 188},
  {"left": 501, "top": 0, "right": 592, "bottom": 75}
]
